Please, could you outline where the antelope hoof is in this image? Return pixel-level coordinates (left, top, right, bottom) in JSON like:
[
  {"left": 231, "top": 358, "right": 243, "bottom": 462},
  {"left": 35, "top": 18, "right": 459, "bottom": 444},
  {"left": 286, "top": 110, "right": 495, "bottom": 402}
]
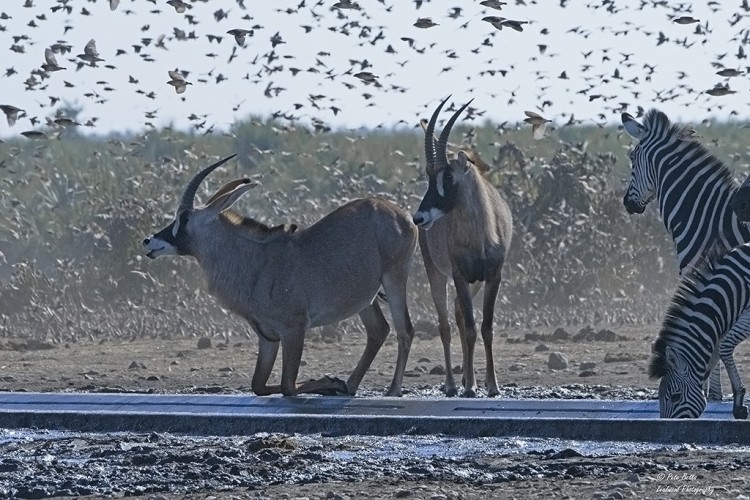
[
  {"left": 462, "top": 387, "right": 477, "bottom": 398},
  {"left": 385, "top": 387, "right": 403, "bottom": 397},
  {"left": 733, "top": 406, "right": 749, "bottom": 420},
  {"left": 312, "top": 375, "right": 349, "bottom": 396},
  {"left": 442, "top": 383, "right": 458, "bottom": 398},
  {"left": 487, "top": 386, "right": 501, "bottom": 398}
]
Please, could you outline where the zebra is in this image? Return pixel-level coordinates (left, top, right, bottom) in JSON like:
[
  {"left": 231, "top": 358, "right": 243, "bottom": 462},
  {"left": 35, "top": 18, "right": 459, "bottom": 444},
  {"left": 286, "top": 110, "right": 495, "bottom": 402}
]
[
  {"left": 650, "top": 243, "right": 750, "bottom": 418},
  {"left": 621, "top": 108, "right": 749, "bottom": 419}
]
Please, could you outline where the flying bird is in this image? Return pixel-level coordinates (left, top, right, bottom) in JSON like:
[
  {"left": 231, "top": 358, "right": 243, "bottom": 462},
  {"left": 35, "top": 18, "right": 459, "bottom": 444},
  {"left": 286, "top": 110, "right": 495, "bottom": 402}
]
[
  {"left": 77, "top": 39, "right": 104, "bottom": 65},
  {"left": 479, "top": 0, "right": 506, "bottom": 9},
  {"left": 167, "top": 0, "right": 190, "bottom": 13},
  {"left": 42, "top": 48, "right": 65, "bottom": 72},
  {"left": 0, "top": 104, "right": 24, "bottom": 126},
  {"left": 716, "top": 68, "right": 744, "bottom": 77},
  {"left": 354, "top": 71, "right": 379, "bottom": 83},
  {"left": 673, "top": 16, "right": 700, "bottom": 24},
  {"left": 523, "top": 111, "right": 552, "bottom": 139},
  {"left": 413, "top": 17, "right": 438, "bottom": 29},
  {"left": 167, "top": 70, "right": 192, "bottom": 94},
  {"left": 227, "top": 29, "right": 253, "bottom": 46},
  {"left": 482, "top": 16, "right": 527, "bottom": 32},
  {"left": 705, "top": 83, "right": 736, "bottom": 96},
  {"left": 332, "top": 0, "right": 361, "bottom": 9},
  {"left": 21, "top": 130, "right": 48, "bottom": 139}
]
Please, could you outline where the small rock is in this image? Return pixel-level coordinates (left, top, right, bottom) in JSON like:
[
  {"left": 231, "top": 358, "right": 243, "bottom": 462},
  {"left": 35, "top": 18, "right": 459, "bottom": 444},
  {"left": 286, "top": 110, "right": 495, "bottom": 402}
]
[
  {"left": 552, "top": 327, "right": 569, "bottom": 340},
  {"left": 579, "top": 370, "right": 597, "bottom": 377},
  {"left": 429, "top": 365, "right": 446, "bottom": 375},
  {"left": 218, "top": 367, "right": 233, "bottom": 372},
  {"left": 395, "top": 490, "right": 411, "bottom": 498},
  {"left": 595, "top": 329, "right": 617, "bottom": 342},
  {"left": 580, "top": 361, "right": 597, "bottom": 370},
  {"left": 452, "top": 365, "right": 462, "bottom": 374},
  {"left": 547, "top": 352, "right": 569, "bottom": 370},
  {"left": 325, "top": 492, "right": 344, "bottom": 500},
  {"left": 508, "top": 363, "right": 525, "bottom": 372},
  {"left": 626, "top": 473, "right": 640, "bottom": 483},
  {"left": 146, "top": 375, "right": 160, "bottom": 381},
  {"left": 197, "top": 337, "right": 212, "bottom": 349},
  {"left": 604, "top": 352, "right": 635, "bottom": 363},
  {"left": 535, "top": 343, "right": 549, "bottom": 352}
]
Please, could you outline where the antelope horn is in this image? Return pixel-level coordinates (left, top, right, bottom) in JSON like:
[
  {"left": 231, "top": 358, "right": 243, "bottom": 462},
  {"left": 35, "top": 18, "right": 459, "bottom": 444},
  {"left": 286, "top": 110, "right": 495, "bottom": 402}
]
[
  {"left": 436, "top": 99, "right": 473, "bottom": 166},
  {"left": 178, "top": 154, "right": 237, "bottom": 213},
  {"left": 425, "top": 95, "right": 451, "bottom": 169}
]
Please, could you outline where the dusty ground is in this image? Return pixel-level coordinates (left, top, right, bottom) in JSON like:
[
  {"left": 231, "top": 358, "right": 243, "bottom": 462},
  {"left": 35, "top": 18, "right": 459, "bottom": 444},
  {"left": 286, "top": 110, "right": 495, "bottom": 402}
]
[{"left": 1, "top": 326, "right": 749, "bottom": 499}]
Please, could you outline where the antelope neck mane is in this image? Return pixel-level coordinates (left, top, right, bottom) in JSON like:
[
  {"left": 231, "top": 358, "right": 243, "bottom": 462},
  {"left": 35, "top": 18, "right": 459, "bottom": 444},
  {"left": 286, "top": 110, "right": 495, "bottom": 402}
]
[{"left": 219, "top": 210, "right": 295, "bottom": 241}]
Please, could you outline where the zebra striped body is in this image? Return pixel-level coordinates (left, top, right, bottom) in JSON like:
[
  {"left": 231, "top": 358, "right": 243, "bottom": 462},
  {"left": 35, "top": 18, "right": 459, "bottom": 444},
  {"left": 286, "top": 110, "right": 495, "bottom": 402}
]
[
  {"left": 622, "top": 109, "right": 749, "bottom": 419},
  {"left": 651, "top": 243, "right": 750, "bottom": 418}
]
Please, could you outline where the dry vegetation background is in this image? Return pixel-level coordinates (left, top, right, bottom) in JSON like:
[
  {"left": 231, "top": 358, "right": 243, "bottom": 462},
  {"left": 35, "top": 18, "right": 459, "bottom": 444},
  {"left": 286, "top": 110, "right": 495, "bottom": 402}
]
[{"left": 2, "top": 117, "right": 750, "bottom": 345}]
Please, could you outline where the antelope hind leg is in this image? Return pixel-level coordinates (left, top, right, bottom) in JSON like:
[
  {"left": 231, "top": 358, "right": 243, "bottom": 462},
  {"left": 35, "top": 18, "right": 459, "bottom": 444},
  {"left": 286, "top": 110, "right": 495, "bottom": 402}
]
[
  {"left": 453, "top": 278, "right": 481, "bottom": 398},
  {"left": 381, "top": 274, "right": 415, "bottom": 397},
  {"left": 480, "top": 279, "right": 501, "bottom": 397}
]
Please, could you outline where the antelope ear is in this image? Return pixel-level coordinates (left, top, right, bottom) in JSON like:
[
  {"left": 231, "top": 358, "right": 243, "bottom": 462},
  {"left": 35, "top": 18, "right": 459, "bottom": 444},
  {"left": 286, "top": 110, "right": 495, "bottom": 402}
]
[
  {"left": 456, "top": 150, "right": 471, "bottom": 173},
  {"left": 621, "top": 112, "right": 645, "bottom": 140},
  {"left": 665, "top": 345, "right": 689, "bottom": 376},
  {"left": 204, "top": 180, "right": 259, "bottom": 214}
]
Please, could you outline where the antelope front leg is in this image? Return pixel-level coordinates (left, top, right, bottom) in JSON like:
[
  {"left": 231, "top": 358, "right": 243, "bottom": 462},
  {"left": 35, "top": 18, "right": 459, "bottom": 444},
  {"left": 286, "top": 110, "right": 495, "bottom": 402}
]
[
  {"left": 279, "top": 328, "right": 306, "bottom": 397},
  {"left": 251, "top": 336, "right": 282, "bottom": 396},
  {"left": 481, "top": 279, "right": 501, "bottom": 397}
]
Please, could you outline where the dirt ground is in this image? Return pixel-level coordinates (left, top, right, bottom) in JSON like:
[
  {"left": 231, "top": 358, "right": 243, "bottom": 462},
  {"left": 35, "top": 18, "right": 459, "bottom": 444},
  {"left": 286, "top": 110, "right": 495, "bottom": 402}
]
[{"left": 1, "top": 326, "right": 749, "bottom": 499}]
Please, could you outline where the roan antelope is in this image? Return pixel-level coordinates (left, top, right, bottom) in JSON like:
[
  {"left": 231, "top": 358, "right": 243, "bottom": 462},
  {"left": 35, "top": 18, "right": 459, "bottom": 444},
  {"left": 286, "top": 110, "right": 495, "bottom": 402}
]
[
  {"left": 413, "top": 97, "right": 513, "bottom": 397},
  {"left": 143, "top": 155, "right": 418, "bottom": 397}
]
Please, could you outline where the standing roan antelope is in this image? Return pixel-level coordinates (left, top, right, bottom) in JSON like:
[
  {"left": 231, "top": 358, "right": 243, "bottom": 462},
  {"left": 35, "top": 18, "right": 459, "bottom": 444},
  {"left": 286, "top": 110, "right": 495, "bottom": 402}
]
[
  {"left": 143, "top": 155, "right": 418, "bottom": 397},
  {"left": 413, "top": 97, "right": 513, "bottom": 397}
]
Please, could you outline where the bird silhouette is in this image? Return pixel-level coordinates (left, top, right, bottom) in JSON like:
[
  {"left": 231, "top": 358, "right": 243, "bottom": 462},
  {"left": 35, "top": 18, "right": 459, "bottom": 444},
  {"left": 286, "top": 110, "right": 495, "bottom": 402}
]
[
  {"left": 167, "top": 70, "right": 192, "bottom": 94},
  {"left": 0, "top": 104, "right": 24, "bottom": 126},
  {"left": 42, "top": 48, "right": 65, "bottom": 72},
  {"left": 523, "top": 111, "right": 552, "bottom": 139}
]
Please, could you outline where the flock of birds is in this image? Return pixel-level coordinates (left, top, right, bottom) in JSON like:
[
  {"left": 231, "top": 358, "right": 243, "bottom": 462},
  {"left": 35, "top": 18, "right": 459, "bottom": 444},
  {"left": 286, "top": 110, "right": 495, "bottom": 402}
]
[{"left": 0, "top": 0, "right": 748, "bottom": 140}]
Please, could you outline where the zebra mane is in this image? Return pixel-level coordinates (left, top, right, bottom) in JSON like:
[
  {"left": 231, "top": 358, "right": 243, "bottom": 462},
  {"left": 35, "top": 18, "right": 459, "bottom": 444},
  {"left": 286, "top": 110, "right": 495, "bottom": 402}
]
[
  {"left": 643, "top": 108, "right": 736, "bottom": 190},
  {"left": 648, "top": 243, "right": 727, "bottom": 379}
]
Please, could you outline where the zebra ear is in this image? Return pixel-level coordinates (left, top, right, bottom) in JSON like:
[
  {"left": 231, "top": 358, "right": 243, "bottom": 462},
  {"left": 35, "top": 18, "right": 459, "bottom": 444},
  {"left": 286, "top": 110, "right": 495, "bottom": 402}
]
[
  {"left": 665, "top": 345, "right": 689, "bottom": 376},
  {"left": 621, "top": 112, "right": 645, "bottom": 140}
]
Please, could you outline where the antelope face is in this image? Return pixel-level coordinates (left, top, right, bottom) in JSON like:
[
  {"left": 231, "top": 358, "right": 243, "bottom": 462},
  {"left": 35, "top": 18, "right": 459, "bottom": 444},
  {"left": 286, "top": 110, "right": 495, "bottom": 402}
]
[
  {"left": 143, "top": 210, "right": 191, "bottom": 258},
  {"left": 143, "top": 154, "right": 240, "bottom": 259},
  {"left": 413, "top": 161, "right": 462, "bottom": 230}
]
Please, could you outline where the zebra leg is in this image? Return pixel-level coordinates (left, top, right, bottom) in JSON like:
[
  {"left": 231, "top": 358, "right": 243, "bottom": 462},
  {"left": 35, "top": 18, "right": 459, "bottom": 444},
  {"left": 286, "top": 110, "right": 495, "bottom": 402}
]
[
  {"left": 707, "top": 364, "right": 723, "bottom": 401},
  {"left": 720, "top": 315, "right": 749, "bottom": 419}
]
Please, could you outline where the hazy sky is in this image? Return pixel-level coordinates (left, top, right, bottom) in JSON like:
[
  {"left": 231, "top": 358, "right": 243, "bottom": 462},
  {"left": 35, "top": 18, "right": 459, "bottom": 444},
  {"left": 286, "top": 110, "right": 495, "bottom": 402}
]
[{"left": 1, "top": 0, "right": 748, "bottom": 137}]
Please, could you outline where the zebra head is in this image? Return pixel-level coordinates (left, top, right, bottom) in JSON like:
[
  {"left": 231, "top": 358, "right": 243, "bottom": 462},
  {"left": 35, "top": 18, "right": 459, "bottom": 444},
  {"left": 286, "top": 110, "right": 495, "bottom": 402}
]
[
  {"left": 651, "top": 342, "right": 707, "bottom": 418},
  {"left": 621, "top": 112, "right": 656, "bottom": 215}
]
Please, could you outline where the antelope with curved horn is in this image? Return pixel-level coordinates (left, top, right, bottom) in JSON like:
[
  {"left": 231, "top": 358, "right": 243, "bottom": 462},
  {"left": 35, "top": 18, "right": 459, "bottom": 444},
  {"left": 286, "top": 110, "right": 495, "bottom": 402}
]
[
  {"left": 413, "top": 97, "right": 513, "bottom": 397},
  {"left": 143, "top": 155, "right": 418, "bottom": 397}
]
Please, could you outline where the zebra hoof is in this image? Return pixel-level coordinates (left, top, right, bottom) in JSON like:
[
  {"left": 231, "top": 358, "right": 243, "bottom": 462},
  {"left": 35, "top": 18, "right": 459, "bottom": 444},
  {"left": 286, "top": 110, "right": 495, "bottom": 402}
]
[
  {"left": 733, "top": 405, "right": 749, "bottom": 420},
  {"left": 707, "top": 392, "right": 723, "bottom": 402}
]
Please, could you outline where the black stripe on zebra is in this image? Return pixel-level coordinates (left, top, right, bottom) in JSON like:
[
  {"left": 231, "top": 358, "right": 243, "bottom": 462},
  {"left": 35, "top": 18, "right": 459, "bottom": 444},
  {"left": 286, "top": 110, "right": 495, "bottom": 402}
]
[{"left": 650, "top": 242, "right": 750, "bottom": 419}]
